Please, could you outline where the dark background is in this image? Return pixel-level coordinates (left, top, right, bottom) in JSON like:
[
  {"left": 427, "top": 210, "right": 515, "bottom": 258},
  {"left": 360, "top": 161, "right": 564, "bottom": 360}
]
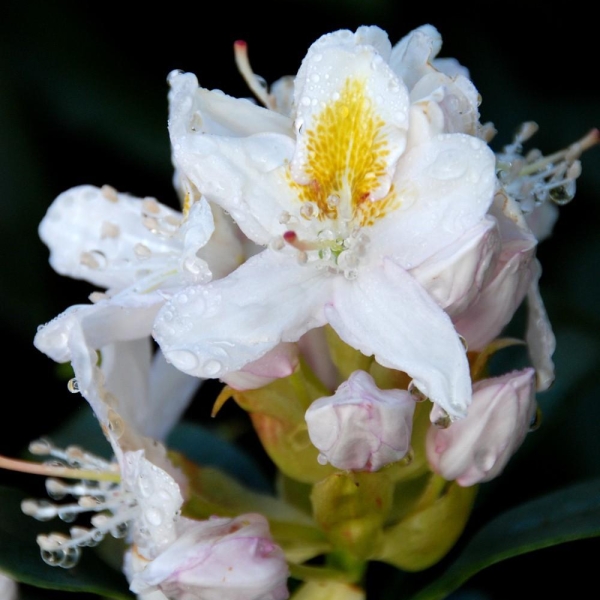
[{"left": 1, "top": 1, "right": 599, "bottom": 598}]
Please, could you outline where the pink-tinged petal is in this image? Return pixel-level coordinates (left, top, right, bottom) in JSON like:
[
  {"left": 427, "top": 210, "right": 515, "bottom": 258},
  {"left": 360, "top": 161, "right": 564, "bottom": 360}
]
[
  {"left": 0, "top": 574, "right": 18, "bottom": 600},
  {"left": 298, "top": 327, "right": 340, "bottom": 391},
  {"left": 39, "top": 185, "right": 185, "bottom": 290},
  {"left": 221, "top": 343, "right": 300, "bottom": 390},
  {"left": 130, "top": 514, "right": 289, "bottom": 600},
  {"left": 153, "top": 250, "right": 332, "bottom": 379},
  {"left": 526, "top": 259, "right": 556, "bottom": 391},
  {"left": 325, "top": 258, "right": 471, "bottom": 419},
  {"left": 305, "top": 370, "right": 414, "bottom": 471},
  {"left": 370, "top": 133, "right": 496, "bottom": 269},
  {"left": 290, "top": 26, "right": 408, "bottom": 202},
  {"left": 453, "top": 236, "right": 536, "bottom": 350},
  {"left": 410, "top": 217, "right": 500, "bottom": 315},
  {"left": 426, "top": 369, "right": 536, "bottom": 486}
]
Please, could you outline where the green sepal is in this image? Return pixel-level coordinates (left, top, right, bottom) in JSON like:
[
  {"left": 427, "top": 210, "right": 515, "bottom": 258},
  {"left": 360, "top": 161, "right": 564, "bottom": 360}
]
[
  {"left": 324, "top": 325, "right": 373, "bottom": 381},
  {"left": 224, "top": 363, "right": 337, "bottom": 483},
  {"left": 172, "top": 453, "right": 331, "bottom": 564},
  {"left": 290, "top": 579, "right": 366, "bottom": 600},
  {"left": 311, "top": 470, "right": 394, "bottom": 559},
  {"left": 377, "top": 476, "right": 477, "bottom": 571}
]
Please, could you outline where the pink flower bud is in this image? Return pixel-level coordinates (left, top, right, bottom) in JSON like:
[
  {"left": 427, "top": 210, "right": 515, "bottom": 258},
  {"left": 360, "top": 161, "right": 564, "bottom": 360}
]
[
  {"left": 426, "top": 368, "right": 536, "bottom": 486},
  {"left": 220, "top": 343, "right": 299, "bottom": 390},
  {"left": 130, "top": 513, "right": 289, "bottom": 600},
  {"left": 305, "top": 370, "right": 415, "bottom": 472}
]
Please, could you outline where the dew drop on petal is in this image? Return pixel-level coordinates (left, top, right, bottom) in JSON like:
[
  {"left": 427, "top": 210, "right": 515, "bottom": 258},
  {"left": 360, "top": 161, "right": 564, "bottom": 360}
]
[
  {"left": 317, "top": 453, "right": 328, "bottom": 466},
  {"left": 428, "top": 148, "right": 468, "bottom": 181},
  {"left": 203, "top": 359, "right": 222, "bottom": 376},
  {"left": 529, "top": 405, "right": 542, "bottom": 432},
  {"left": 145, "top": 507, "right": 163, "bottom": 526},
  {"left": 107, "top": 409, "right": 125, "bottom": 439},
  {"left": 67, "top": 378, "right": 80, "bottom": 394},
  {"left": 166, "top": 350, "right": 199, "bottom": 372},
  {"left": 408, "top": 381, "right": 428, "bottom": 403}
]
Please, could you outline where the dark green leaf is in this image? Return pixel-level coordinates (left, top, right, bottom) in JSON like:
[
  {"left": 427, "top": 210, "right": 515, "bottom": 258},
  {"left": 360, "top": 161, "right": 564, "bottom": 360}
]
[
  {"left": 407, "top": 478, "right": 600, "bottom": 600},
  {"left": 0, "top": 486, "right": 132, "bottom": 599}
]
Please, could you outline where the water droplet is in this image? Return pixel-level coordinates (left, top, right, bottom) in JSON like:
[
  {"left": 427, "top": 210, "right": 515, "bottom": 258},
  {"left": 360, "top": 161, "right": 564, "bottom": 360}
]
[
  {"left": 317, "top": 453, "right": 328, "bottom": 466},
  {"left": 326, "top": 194, "right": 340, "bottom": 208},
  {"left": 432, "top": 407, "right": 452, "bottom": 429},
  {"left": 429, "top": 148, "right": 468, "bottom": 181},
  {"left": 300, "top": 201, "right": 318, "bottom": 219},
  {"left": 107, "top": 409, "right": 125, "bottom": 439},
  {"left": 134, "top": 243, "right": 152, "bottom": 259},
  {"left": 67, "top": 378, "right": 80, "bottom": 394},
  {"left": 145, "top": 507, "right": 163, "bottom": 526},
  {"left": 474, "top": 449, "right": 496, "bottom": 472},
  {"left": 529, "top": 405, "right": 542, "bottom": 432},
  {"left": 301, "top": 96, "right": 311, "bottom": 106},
  {"left": 203, "top": 359, "right": 222, "bottom": 376},
  {"left": 549, "top": 181, "right": 576, "bottom": 205},
  {"left": 408, "top": 381, "right": 428, "bottom": 403},
  {"left": 310, "top": 73, "right": 320, "bottom": 83},
  {"left": 401, "top": 447, "right": 414, "bottom": 466},
  {"left": 177, "top": 293, "right": 189, "bottom": 305},
  {"left": 29, "top": 438, "right": 52, "bottom": 455},
  {"left": 313, "top": 53, "right": 323, "bottom": 62},
  {"left": 111, "top": 521, "right": 129, "bottom": 539},
  {"left": 167, "top": 350, "right": 199, "bottom": 372}
]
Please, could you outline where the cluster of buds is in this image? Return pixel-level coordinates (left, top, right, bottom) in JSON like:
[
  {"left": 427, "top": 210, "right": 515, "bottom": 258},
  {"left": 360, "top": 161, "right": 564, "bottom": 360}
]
[{"left": 4, "top": 22, "right": 596, "bottom": 600}]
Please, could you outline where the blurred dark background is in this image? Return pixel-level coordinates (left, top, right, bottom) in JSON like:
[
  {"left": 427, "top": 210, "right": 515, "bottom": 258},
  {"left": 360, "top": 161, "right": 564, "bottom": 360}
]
[{"left": 1, "top": 1, "right": 598, "bottom": 598}]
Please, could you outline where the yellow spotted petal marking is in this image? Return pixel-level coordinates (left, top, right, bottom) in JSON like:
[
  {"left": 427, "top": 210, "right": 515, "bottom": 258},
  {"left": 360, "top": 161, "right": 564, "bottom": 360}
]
[{"left": 289, "top": 77, "right": 398, "bottom": 227}]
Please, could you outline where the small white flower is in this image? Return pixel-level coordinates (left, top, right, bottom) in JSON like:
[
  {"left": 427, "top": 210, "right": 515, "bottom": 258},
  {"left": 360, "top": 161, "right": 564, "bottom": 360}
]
[
  {"left": 130, "top": 513, "right": 290, "bottom": 600},
  {"left": 305, "top": 370, "right": 415, "bottom": 472}
]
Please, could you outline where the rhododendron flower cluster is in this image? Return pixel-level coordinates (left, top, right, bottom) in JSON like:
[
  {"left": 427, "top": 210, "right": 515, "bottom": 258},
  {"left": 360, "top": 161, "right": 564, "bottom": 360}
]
[{"left": 2, "top": 22, "right": 596, "bottom": 600}]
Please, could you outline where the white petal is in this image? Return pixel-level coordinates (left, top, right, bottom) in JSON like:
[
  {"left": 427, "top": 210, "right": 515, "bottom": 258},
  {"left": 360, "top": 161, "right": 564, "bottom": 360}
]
[
  {"left": 526, "top": 259, "right": 556, "bottom": 391},
  {"left": 370, "top": 133, "right": 496, "bottom": 269},
  {"left": 34, "top": 292, "right": 163, "bottom": 363},
  {"left": 410, "top": 217, "right": 500, "bottom": 314},
  {"left": 290, "top": 27, "right": 409, "bottom": 201},
  {"left": 325, "top": 258, "right": 472, "bottom": 418},
  {"left": 167, "top": 70, "right": 293, "bottom": 138},
  {"left": 389, "top": 24, "right": 442, "bottom": 90},
  {"left": 39, "top": 185, "right": 183, "bottom": 290},
  {"left": 172, "top": 130, "right": 296, "bottom": 245},
  {"left": 153, "top": 250, "right": 332, "bottom": 378},
  {"left": 453, "top": 239, "right": 536, "bottom": 350}
]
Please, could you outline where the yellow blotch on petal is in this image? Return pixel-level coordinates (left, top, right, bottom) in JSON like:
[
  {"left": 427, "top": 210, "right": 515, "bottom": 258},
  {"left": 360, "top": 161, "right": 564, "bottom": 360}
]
[{"left": 289, "top": 78, "right": 398, "bottom": 228}]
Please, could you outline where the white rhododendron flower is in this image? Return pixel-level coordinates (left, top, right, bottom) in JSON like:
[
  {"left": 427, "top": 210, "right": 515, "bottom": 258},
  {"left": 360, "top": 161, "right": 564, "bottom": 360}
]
[
  {"left": 27, "top": 315, "right": 289, "bottom": 600},
  {"left": 130, "top": 513, "right": 290, "bottom": 600},
  {"left": 426, "top": 368, "right": 537, "bottom": 486},
  {"left": 305, "top": 370, "right": 415, "bottom": 471},
  {"left": 154, "top": 25, "right": 497, "bottom": 420}
]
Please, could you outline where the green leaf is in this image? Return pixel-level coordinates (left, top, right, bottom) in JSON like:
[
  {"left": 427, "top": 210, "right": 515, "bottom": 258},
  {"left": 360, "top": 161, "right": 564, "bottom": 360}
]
[
  {"left": 408, "top": 477, "right": 600, "bottom": 600},
  {"left": 0, "top": 486, "right": 133, "bottom": 598}
]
